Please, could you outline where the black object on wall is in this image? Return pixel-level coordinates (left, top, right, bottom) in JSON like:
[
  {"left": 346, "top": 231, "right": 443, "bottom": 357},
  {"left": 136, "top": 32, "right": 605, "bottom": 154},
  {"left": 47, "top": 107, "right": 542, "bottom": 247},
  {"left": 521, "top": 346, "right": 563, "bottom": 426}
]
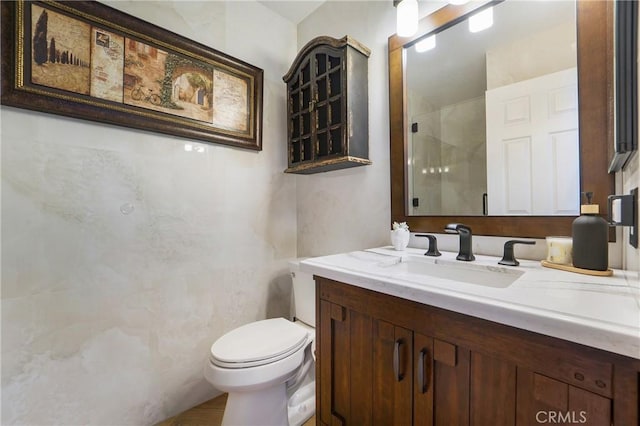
[
  {"left": 283, "top": 36, "right": 371, "bottom": 174},
  {"left": 609, "top": 0, "right": 638, "bottom": 172}
]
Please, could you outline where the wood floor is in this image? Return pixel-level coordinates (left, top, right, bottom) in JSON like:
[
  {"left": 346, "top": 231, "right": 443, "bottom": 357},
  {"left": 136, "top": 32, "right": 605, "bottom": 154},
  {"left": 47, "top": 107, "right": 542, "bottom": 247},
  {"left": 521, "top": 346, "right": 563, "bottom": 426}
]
[{"left": 156, "top": 393, "right": 316, "bottom": 426}]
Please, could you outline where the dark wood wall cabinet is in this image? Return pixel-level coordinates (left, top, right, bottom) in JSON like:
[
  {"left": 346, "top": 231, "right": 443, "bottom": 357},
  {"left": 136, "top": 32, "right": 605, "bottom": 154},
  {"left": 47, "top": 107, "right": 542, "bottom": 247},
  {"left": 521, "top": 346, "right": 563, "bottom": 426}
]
[
  {"left": 316, "top": 277, "right": 640, "bottom": 426},
  {"left": 283, "top": 36, "right": 371, "bottom": 174}
]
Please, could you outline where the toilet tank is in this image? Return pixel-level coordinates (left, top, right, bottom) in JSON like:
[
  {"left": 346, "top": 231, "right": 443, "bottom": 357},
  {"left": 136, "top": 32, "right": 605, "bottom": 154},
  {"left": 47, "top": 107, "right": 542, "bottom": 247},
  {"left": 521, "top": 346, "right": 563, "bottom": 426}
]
[{"left": 289, "top": 259, "right": 316, "bottom": 327}]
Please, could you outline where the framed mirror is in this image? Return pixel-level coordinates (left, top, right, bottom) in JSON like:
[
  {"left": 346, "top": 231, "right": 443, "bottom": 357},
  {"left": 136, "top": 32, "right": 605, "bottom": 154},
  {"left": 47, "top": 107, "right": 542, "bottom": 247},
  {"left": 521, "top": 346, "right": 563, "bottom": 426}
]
[{"left": 389, "top": 0, "right": 615, "bottom": 238}]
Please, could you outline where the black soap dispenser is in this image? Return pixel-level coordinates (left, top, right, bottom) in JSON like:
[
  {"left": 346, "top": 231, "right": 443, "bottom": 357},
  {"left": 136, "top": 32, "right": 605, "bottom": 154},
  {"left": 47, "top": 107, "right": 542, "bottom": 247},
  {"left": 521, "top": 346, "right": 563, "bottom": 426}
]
[{"left": 572, "top": 192, "right": 609, "bottom": 271}]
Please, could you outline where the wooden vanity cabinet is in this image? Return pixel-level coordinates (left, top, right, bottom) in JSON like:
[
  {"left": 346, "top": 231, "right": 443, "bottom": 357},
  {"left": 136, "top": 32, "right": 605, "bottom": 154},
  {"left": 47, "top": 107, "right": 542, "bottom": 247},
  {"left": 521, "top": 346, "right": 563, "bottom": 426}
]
[{"left": 316, "top": 277, "right": 640, "bottom": 426}]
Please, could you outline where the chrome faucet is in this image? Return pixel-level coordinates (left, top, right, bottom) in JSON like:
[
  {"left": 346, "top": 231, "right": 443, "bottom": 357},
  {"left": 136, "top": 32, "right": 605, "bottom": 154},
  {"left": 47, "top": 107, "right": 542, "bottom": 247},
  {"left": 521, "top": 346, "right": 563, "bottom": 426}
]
[{"left": 445, "top": 223, "right": 475, "bottom": 261}]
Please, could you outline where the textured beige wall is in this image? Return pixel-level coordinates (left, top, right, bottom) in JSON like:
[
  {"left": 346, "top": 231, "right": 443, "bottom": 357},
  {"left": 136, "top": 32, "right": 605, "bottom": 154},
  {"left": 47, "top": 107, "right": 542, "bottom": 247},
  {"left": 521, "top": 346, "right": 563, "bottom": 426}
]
[
  {"left": 1, "top": 1, "right": 297, "bottom": 424},
  {"left": 295, "top": 1, "right": 400, "bottom": 257},
  {"left": 619, "top": 5, "right": 640, "bottom": 272},
  {"left": 621, "top": 155, "right": 639, "bottom": 271}
]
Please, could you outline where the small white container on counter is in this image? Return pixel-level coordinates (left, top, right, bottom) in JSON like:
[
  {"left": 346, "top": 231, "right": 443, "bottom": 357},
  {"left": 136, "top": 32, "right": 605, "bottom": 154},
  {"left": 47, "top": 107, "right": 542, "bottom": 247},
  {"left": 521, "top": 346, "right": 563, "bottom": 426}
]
[
  {"left": 545, "top": 236, "right": 573, "bottom": 265},
  {"left": 391, "top": 229, "right": 410, "bottom": 251}
]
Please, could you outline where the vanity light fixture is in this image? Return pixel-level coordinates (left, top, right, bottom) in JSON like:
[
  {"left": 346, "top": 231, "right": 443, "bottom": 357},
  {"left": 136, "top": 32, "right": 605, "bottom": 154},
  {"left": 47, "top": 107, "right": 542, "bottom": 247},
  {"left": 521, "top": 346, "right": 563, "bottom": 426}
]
[
  {"left": 415, "top": 34, "right": 436, "bottom": 52},
  {"left": 396, "top": 0, "right": 419, "bottom": 37},
  {"left": 469, "top": 6, "right": 493, "bottom": 33}
]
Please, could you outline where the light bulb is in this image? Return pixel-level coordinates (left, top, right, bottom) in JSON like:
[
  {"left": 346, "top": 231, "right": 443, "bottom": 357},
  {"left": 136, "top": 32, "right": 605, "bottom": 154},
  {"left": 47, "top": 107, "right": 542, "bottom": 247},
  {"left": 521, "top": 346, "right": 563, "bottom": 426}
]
[
  {"left": 469, "top": 7, "right": 493, "bottom": 33},
  {"left": 397, "top": 0, "right": 419, "bottom": 37},
  {"left": 415, "top": 34, "right": 436, "bottom": 53}
]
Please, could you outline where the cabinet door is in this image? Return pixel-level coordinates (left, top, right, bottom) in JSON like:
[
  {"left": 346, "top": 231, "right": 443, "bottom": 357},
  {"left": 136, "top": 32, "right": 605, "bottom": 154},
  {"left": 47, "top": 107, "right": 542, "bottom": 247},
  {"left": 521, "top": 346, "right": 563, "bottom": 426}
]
[
  {"left": 318, "top": 300, "right": 374, "bottom": 426},
  {"left": 313, "top": 49, "right": 345, "bottom": 159},
  {"left": 470, "top": 351, "right": 517, "bottom": 426},
  {"left": 373, "top": 319, "right": 413, "bottom": 425},
  {"left": 287, "top": 56, "right": 314, "bottom": 166},
  {"left": 414, "top": 333, "right": 434, "bottom": 426},
  {"left": 434, "top": 340, "right": 470, "bottom": 426},
  {"left": 414, "top": 336, "right": 470, "bottom": 426},
  {"left": 516, "top": 368, "right": 612, "bottom": 426}
]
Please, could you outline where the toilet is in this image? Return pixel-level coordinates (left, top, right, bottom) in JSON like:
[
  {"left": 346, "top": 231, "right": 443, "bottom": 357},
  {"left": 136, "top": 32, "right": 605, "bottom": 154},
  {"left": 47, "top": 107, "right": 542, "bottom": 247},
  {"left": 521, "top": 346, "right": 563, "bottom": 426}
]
[{"left": 204, "top": 260, "right": 316, "bottom": 426}]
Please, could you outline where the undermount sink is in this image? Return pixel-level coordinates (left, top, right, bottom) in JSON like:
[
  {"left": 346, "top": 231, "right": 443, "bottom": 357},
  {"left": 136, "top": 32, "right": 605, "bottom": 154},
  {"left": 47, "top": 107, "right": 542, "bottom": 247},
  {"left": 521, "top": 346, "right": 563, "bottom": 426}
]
[{"left": 385, "top": 257, "right": 524, "bottom": 288}]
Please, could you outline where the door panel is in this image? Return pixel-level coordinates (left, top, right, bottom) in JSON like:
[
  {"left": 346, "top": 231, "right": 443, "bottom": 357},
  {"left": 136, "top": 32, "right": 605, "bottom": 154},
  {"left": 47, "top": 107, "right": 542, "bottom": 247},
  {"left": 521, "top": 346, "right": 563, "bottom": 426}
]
[
  {"left": 348, "top": 310, "right": 373, "bottom": 426},
  {"left": 414, "top": 333, "right": 434, "bottom": 426},
  {"left": 569, "top": 386, "right": 611, "bottom": 425},
  {"left": 434, "top": 342, "right": 470, "bottom": 426},
  {"left": 486, "top": 67, "right": 579, "bottom": 215},
  {"left": 470, "top": 351, "right": 517, "bottom": 426},
  {"left": 517, "top": 368, "right": 612, "bottom": 426},
  {"left": 373, "top": 320, "right": 413, "bottom": 425},
  {"left": 326, "top": 301, "right": 349, "bottom": 425}
]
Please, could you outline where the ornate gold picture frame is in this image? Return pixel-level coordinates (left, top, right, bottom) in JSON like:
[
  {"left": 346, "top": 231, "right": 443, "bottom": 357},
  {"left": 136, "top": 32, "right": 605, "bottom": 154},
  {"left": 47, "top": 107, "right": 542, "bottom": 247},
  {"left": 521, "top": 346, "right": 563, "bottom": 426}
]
[{"left": 1, "top": 1, "right": 263, "bottom": 150}]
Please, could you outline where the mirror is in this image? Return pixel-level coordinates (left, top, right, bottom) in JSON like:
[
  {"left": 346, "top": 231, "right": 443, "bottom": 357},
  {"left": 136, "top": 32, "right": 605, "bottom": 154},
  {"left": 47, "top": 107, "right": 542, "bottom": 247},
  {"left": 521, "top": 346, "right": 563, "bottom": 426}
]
[
  {"left": 389, "top": 0, "right": 615, "bottom": 238},
  {"left": 406, "top": 0, "right": 578, "bottom": 216}
]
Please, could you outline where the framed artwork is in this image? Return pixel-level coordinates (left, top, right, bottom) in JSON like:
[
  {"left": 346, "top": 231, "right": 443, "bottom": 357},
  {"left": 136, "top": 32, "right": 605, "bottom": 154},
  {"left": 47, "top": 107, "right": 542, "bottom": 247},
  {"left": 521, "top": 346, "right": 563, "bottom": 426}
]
[{"left": 1, "top": 1, "right": 263, "bottom": 150}]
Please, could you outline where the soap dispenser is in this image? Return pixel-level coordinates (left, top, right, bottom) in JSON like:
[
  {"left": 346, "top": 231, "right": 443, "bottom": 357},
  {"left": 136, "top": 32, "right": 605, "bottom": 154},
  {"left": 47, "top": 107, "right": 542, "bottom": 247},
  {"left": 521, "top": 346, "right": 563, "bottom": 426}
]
[{"left": 572, "top": 192, "right": 609, "bottom": 271}]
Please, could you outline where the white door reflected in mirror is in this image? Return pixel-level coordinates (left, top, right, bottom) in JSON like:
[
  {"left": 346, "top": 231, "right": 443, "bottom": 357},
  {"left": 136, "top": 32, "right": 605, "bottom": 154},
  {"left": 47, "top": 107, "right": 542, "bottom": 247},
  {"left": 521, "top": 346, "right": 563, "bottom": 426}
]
[{"left": 485, "top": 68, "right": 579, "bottom": 215}]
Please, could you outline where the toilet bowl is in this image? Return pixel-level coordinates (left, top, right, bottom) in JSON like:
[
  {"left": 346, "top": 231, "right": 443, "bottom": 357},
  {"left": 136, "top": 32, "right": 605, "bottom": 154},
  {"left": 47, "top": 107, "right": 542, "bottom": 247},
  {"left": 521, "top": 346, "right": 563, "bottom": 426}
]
[{"left": 204, "top": 260, "right": 315, "bottom": 426}]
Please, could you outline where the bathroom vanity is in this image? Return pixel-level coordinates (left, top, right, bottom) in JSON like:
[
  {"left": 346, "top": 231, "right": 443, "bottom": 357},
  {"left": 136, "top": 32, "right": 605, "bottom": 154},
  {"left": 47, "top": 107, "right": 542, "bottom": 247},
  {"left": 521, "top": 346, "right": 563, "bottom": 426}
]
[{"left": 302, "top": 248, "right": 640, "bottom": 426}]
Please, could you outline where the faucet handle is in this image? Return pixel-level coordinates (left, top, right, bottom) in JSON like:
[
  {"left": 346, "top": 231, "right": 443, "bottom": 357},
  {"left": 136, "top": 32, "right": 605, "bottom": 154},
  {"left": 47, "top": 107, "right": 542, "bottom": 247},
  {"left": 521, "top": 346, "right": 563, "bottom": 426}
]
[
  {"left": 415, "top": 234, "right": 442, "bottom": 257},
  {"left": 499, "top": 240, "right": 536, "bottom": 266}
]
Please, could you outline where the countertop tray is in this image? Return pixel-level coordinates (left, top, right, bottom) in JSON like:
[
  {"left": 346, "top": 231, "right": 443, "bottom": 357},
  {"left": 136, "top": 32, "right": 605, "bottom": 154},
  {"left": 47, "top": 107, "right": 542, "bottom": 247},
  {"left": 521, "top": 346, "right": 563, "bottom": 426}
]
[{"left": 540, "top": 260, "right": 613, "bottom": 276}]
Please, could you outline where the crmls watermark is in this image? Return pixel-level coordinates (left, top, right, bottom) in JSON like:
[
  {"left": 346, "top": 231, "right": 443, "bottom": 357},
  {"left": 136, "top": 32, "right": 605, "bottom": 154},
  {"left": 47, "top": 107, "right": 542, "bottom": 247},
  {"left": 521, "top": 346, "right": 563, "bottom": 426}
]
[{"left": 536, "top": 411, "right": 588, "bottom": 424}]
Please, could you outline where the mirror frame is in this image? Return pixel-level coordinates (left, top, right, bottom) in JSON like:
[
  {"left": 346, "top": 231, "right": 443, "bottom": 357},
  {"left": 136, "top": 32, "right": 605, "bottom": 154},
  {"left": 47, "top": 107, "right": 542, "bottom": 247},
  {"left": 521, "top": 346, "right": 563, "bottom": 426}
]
[{"left": 389, "top": 0, "right": 615, "bottom": 238}]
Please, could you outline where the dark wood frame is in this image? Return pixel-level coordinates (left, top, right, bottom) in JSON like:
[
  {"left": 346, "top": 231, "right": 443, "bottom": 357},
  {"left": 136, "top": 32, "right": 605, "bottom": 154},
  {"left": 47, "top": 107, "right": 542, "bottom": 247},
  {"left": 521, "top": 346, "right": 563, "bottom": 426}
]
[
  {"left": 1, "top": 1, "right": 263, "bottom": 150},
  {"left": 389, "top": 0, "right": 615, "bottom": 238},
  {"left": 609, "top": 0, "right": 638, "bottom": 172}
]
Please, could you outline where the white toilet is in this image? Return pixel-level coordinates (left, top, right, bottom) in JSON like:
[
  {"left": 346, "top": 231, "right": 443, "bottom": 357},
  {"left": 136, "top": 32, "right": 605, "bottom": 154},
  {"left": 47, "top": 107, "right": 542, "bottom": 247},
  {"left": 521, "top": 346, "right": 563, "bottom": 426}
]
[{"left": 204, "top": 260, "right": 316, "bottom": 426}]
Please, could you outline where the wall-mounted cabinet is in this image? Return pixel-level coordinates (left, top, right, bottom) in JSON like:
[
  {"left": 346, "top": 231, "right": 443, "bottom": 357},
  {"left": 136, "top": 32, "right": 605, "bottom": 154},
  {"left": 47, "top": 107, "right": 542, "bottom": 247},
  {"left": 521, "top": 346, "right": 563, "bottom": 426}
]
[{"left": 283, "top": 36, "right": 371, "bottom": 174}]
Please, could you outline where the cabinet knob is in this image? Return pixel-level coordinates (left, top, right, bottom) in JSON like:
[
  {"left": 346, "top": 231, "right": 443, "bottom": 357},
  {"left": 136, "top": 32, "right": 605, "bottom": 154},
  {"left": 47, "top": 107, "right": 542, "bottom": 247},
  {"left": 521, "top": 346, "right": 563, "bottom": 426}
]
[{"left": 574, "top": 372, "right": 585, "bottom": 381}]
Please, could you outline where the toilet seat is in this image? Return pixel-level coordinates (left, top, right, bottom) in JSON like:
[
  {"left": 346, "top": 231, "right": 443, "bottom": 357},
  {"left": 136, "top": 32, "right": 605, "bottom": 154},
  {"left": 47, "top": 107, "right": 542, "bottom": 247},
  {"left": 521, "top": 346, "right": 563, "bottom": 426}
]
[{"left": 211, "top": 318, "right": 310, "bottom": 369}]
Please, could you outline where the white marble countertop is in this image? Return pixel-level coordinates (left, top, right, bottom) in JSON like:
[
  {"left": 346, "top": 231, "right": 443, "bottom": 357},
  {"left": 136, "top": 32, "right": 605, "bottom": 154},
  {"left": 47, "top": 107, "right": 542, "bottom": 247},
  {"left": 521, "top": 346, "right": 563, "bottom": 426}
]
[{"left": 301, "top": 247, "right": 640, "bottom": 359}]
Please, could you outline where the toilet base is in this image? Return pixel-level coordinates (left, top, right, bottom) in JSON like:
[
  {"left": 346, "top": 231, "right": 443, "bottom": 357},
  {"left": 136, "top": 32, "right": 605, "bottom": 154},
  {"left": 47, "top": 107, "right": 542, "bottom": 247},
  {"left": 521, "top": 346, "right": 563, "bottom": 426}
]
[
  {"left": 287, "top": 381, "right": 315, "bottom": 426},
  {"left": 223, "top": 384, "right": 288, "bottom": 426}
]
